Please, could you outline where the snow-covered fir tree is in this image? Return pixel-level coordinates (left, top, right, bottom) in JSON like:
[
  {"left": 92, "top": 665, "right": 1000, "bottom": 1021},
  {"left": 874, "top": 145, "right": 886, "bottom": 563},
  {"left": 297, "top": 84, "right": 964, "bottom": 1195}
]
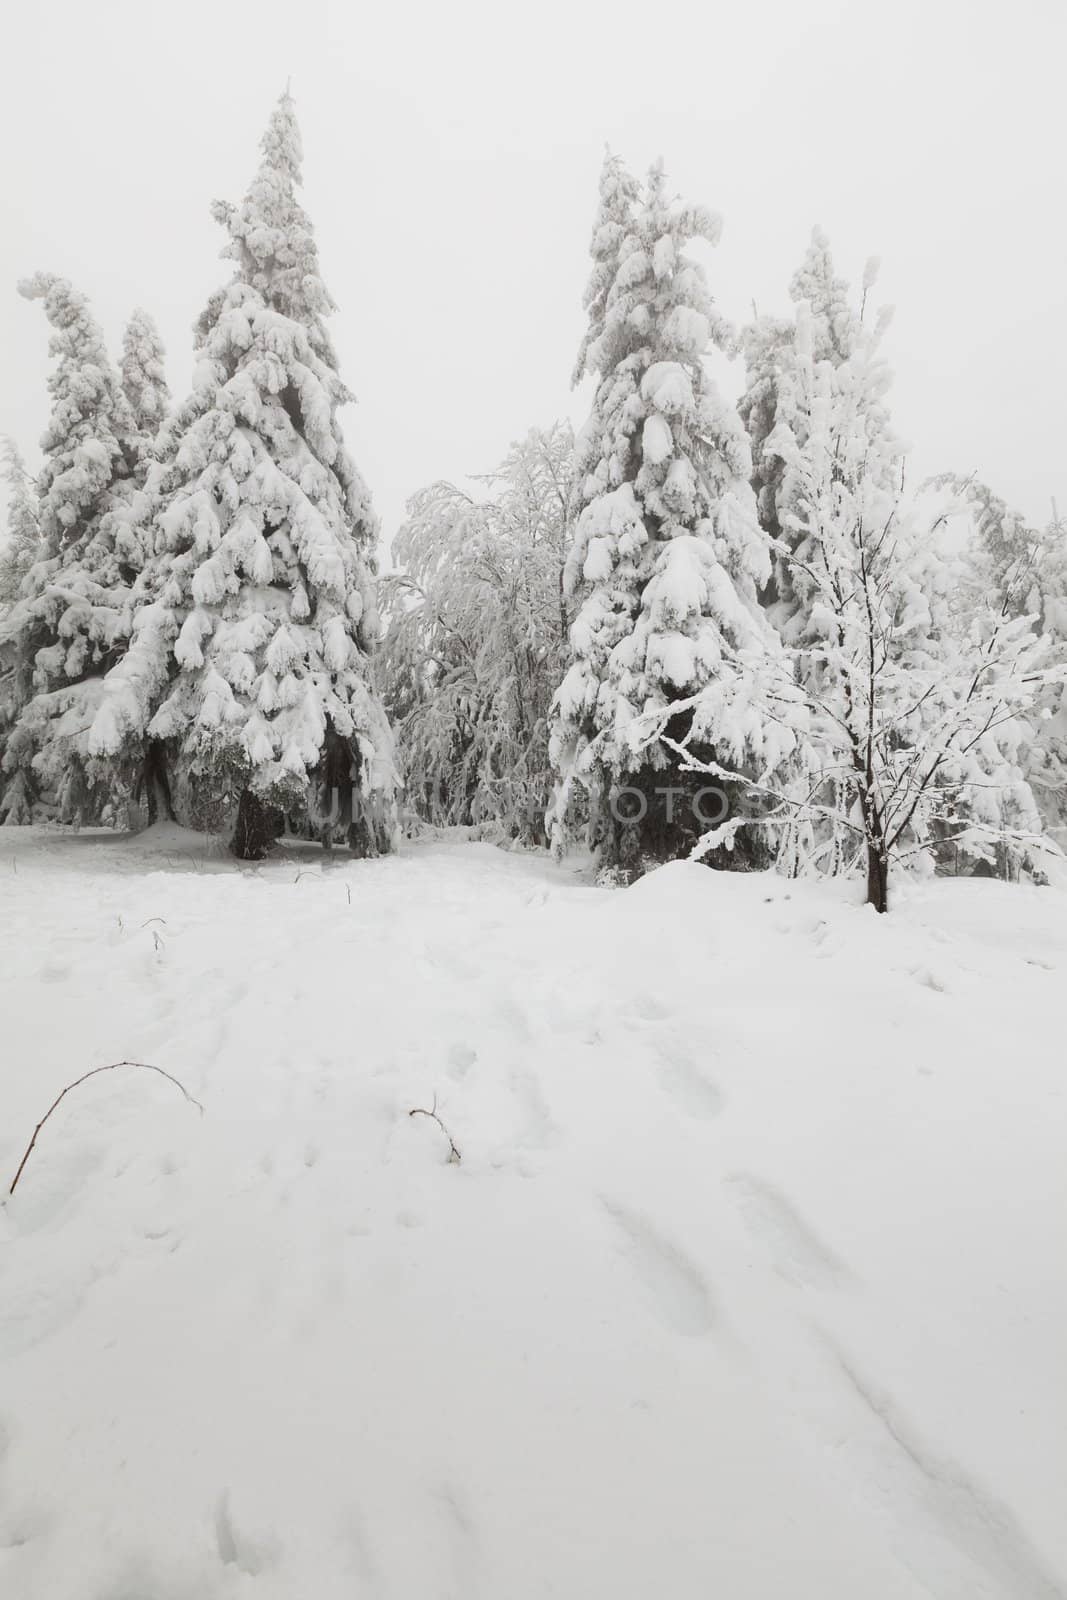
[
  {"left": 0, "top": 274, "right": 140, "bottom": 825},
  {"left": 120, "top": 308, "right": 171, "bottom": 448},
  {"left": 382, "top": 424, "right": 576, "bottom": 843},
  {"left": 0, "top": 439, "right": 41, "bottom": 608},
  {"left": 677, "top": 300, "right": 1059, "bottom": 911},
  {"left": 89, "top": 92, "right": 396, "bottom": 858},
  {"left": 549, "top": 155, "right": 794, "bottom": 873}
]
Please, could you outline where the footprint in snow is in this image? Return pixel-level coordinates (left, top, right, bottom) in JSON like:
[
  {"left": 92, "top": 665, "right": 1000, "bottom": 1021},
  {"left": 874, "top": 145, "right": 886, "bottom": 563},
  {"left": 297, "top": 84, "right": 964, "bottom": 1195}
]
[
  {"left": 727, "top": 1173, "right": 851, "bottom": 1291},
  {"left": 428, "top": 1478, "right": 480, "bottom": 1597},
  {"left": 654, "top": 1037, "right": 723, "bottom": 1121},
  {"left": 37, "top": 960, "right": 70, "bottom": 984},
  {"left": 214, "top": 1489, "right": 277, "bottom": 1576},
  {"left": 602, "top": 1199, "right": 715, "bottom": 1336},
  {"left": 911, "top": 965, "right": 951, "bottom": 993},
  {"left": 629, "top": 992, "right": 671, "bottom": 1022},
  {"left": 446, "top": 1042, "right": 477, "bottom": 1080},
  {"left": 819, "top": 1337, "right": 1067, "bottom": 1600}
]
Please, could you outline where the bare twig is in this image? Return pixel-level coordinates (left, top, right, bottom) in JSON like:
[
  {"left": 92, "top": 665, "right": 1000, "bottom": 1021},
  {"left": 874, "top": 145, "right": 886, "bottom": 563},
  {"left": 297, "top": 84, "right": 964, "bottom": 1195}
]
[
  {"left": 408, "top": 1094, "right": 461, "bottom": 1163},
  {"left": 8, "top": 1060, "right": 204, "bottom": 1197}
]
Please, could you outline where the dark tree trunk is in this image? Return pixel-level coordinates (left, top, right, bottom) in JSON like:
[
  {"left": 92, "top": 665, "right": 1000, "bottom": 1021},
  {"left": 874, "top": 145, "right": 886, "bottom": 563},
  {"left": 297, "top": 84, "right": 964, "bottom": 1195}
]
[
  {"left": 231, "top": 789, "right": 273, "bottom": 860},
  {"left": 143, "top": 740, "right": 175, "bottom": 826},
  {"left": 318, "top": 723, "right": 354, "bottom": 855},
  {"left": 866, "top": 842, "right": 889, "bottom": 914}
]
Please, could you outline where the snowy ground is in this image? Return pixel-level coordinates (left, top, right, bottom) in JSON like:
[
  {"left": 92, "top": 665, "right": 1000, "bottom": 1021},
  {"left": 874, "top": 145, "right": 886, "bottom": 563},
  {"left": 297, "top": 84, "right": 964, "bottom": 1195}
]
[{"left": 1, "top": 825, "right": 1065, "bottom": 1600}]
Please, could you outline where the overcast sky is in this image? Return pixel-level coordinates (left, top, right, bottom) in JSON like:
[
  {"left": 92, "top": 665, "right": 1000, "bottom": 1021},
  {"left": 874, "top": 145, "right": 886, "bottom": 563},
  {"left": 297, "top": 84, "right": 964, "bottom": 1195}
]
[{"left": 3, "top": 0, "right": 1064, "bottom": 549}]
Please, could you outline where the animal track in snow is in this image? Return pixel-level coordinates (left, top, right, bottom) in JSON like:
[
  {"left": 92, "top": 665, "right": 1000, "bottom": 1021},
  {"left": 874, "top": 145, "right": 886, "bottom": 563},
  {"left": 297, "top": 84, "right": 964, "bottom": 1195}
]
[
  {"left": 602, "top": 1199, "right": 714, "bottom": 1336},
  {"left": 727, "top": 1173, "right": 851, "bottom": 1290}
]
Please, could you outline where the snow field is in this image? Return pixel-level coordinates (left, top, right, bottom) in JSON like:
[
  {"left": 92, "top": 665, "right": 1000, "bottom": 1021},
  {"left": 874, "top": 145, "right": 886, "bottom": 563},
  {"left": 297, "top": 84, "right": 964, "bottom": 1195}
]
[{"left": 1, "top": 826, "right": 1065, "bottom": 1598}]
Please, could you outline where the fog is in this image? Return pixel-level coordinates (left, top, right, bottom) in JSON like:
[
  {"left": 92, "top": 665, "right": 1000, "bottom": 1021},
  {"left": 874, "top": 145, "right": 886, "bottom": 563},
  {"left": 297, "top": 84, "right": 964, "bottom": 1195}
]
[{"left": 3, "top": 0, "right": 1063, "bottom": 543}]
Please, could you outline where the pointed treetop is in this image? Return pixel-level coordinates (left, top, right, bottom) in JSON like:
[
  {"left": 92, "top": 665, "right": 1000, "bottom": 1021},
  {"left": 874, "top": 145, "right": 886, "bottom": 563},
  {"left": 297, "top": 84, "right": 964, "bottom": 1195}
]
[
  {"left": 210, "top": 91, "right": 334, "bottom": 336},
  {"left": 258, "top": 88, "right": 303, "bottom": 183}
]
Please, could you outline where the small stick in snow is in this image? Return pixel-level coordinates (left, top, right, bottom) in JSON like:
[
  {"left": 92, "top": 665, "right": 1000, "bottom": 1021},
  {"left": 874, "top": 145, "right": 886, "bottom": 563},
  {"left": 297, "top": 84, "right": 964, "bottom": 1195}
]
[
  {"left": 7, "top": 1060, "right": 204, "bottom": 1197},
  {"left": 408, "top": 1094, "right": 461, "bottom": 1164}
]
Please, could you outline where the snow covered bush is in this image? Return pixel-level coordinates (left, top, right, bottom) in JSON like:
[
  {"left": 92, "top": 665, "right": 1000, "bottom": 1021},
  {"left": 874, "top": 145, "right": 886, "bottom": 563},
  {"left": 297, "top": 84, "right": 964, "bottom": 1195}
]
[
  {"left": 549, "top": 155, "right": 795, "bottom": 874},
  {"left": 381, "top": 424, "right": 576, "bottom": 844},
  {"left": 0, "top": 275, "right": 141, "bottom": 826},
  {"left": 88, "top": 93, "right": 397, "bottom": 858}
]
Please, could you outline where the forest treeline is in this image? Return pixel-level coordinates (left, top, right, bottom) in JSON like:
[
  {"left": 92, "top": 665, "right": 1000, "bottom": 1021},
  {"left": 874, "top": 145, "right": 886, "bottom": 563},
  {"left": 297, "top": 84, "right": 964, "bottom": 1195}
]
[{"left": 1, "top": 95, "right": 1063, "bottom": 909}]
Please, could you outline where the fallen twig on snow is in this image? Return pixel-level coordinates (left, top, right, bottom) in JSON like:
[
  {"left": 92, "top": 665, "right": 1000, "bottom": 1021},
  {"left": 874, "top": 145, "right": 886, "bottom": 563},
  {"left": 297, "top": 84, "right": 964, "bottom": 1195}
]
[
  {"left": 408, "top": 1094, "right": 461, "bottom": 1164},
  {"left": 7, "top": 1060, "right": 204, "bottom": 1197}
]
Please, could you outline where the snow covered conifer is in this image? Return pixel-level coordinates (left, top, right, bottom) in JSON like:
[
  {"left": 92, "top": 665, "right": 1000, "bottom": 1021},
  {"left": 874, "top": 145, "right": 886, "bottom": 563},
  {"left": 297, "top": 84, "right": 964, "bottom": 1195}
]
[
  {"left": 0, "top": 275, "right": 139, "bottom": 824},
  {"left": 549, "top": 157, "right": 793, "bottom": 871},
  {"left": 90, "top": 92, "right": 397, "bottom": 858},
  {"left": 120, "top": 308, "right": 171, "bottom": 447}
]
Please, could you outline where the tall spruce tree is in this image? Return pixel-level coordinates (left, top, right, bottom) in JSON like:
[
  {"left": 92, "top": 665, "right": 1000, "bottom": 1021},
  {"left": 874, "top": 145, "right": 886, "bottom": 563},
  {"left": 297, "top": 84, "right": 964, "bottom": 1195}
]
[
  {"left": 0, "top": 275, "right": 140, "bottom": 824},
  {"left": 90, "top": 93, "right": 396, "bottom": 858},
  {"left": 549, "top": 157, "right": 791, "bottom": 873}
]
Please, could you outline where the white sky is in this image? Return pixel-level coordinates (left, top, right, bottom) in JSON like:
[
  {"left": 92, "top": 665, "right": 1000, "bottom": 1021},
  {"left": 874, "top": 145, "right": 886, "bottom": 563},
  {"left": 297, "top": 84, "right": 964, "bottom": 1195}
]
[{"left": 3, "top": 0, "right": 1064, "bottom": 548}]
